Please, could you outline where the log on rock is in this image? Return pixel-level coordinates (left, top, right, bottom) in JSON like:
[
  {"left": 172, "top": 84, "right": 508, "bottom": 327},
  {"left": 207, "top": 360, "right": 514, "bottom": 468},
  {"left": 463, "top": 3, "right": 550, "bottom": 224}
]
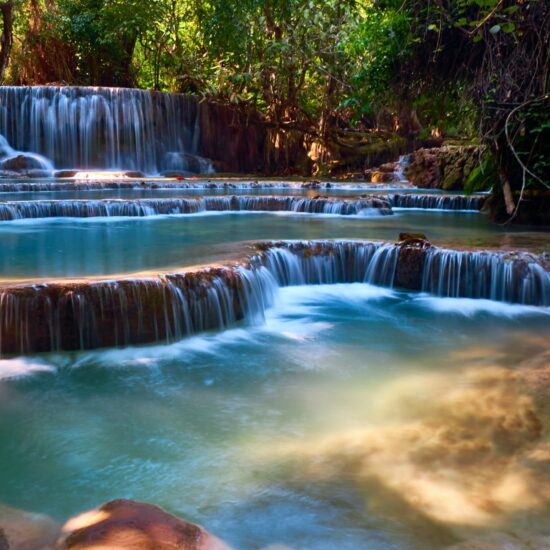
[
  {"left": 58, "top": 499, "right": 231, "bottom": 550},
  {"left": 399, "top": 233, "right": 427, "bottom": 241}
]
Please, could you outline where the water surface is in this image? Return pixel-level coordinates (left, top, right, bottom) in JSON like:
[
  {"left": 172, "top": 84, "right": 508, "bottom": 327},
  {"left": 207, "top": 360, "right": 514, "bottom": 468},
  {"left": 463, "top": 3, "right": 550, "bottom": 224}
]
[
  {"left": 0, "top": 211, "right": 546, "bottom": 280},
  {"left": 1, "top": 285, "right": 548, "bottom": 548}
]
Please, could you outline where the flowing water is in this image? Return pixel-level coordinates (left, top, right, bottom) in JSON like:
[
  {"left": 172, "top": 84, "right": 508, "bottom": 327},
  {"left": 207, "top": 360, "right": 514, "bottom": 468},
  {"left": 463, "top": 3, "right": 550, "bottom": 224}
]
[
  {"left": 0, "top": 284, "right": 549, "bottom": 548},
  {"left": 0, "top": 87, "right": 201, "bottom": 173},
  {"left": 0, "top": 86, "right": 549, "bottom": 549}
]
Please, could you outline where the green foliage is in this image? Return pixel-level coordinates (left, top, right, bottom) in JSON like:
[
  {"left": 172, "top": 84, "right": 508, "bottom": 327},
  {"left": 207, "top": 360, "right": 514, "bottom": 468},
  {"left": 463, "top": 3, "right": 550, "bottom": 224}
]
[
  {"left": 6, "top": 0, "right": 419, "bottom": 130},
  {"left": 413, "top": 86, "right": 477, "bottom": 139},
  {"left": 464, "top": 155, "right": 495, "bottom": 194},
  {"left": 507, "top": 98, "right": 550, "bottom": 189},
  {"left": 3, "top": 0, "right": 546, "bottom": 198},
  {"left": 342, "top": 3, "right": 412, "bottom": 118},
  {"left": 52, "top": 0, "right": 158, "bottom": 84}
]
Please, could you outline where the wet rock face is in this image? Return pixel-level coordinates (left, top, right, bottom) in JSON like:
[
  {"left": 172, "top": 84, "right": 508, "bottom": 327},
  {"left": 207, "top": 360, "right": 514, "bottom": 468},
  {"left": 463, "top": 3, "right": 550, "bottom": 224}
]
[
  {"left": 394, "top": 239, "right": 432, "bottom": 291},
  {"left": 405, "top": 146, "right": 481, "bottom": 190},
  {"left": 0, "top": 240, "right": 547, "bottom": 354},
  {"left": 0, "top": 266, "right": 250, "bottom": 354},
  {"left": 58, "top": 499, "right": 230, "bottom": 550}
]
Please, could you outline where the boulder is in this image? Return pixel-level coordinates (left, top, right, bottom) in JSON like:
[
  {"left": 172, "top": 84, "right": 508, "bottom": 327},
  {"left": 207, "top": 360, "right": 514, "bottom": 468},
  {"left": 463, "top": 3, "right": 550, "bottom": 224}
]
[
  {"left": 405, "top": 145, "right": 482, "bottom": 190},
  {"left": 368, "top": 170, "right": 397, "bottom": 184},
  {"left": 1, "top": 155, "right": 45, "bottom": 172},
  {"left": 57, "top": 499, "right": 231, "bottom": 550}
]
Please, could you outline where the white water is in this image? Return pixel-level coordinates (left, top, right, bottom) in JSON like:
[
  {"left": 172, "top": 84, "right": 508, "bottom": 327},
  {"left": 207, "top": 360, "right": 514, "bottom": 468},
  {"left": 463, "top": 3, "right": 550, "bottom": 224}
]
[
  {"left": 1, "top": 282, "right": 549, "bottom": 549},
  {"left": 0, "top": 87, "right": 210, "bottom": 174},
  {"left": 0, "top": 358, "right": 54, "bottom": 380}
]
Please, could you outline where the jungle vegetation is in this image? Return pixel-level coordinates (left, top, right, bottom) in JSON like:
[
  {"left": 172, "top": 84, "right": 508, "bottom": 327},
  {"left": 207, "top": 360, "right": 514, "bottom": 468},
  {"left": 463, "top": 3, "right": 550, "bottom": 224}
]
[{"left": 0, "top": 0, "right": 548, "bottom": 219}]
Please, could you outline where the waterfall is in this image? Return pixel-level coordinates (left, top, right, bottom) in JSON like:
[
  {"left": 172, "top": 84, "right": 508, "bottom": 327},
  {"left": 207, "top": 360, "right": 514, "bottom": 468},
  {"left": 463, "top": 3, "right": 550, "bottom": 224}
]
[
  {"left": 394, "top": 155, "right": 411, "bottom": 183},
  {"left": 421, "top": 248, "right": 549, "bottom": 305},
  {"left": 261, "top": 242, "right": 398, "bottom": 286},
  {"left": 386, "top": 193, "right": 486, "bottom": 211},
  {"left": 0, "top": 266, "right": 278, "bottom": 353},
  {"left": 0, "top": 86, "right": 203, "bottom": 174},
  {"left": 0, "top": 196, "right": 393, "bottom": 220},
  {"left": 0, "top": 240, "right": 547, "bottom": 354}
]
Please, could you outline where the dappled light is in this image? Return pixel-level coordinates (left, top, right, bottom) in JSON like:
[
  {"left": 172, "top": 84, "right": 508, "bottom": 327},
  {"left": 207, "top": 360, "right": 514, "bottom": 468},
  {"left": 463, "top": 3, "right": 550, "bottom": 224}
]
[{"left": 261, "top": 351, "right": 550, "bottom": 543}]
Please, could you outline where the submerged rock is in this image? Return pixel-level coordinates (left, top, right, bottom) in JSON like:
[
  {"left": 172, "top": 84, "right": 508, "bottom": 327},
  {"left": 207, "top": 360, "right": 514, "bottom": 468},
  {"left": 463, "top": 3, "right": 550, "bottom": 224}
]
[
  {"left": 0, "top": 504, "right": 60, "bottom": 549},
  {"left": 446, "top": 531, "right": 550, "bottom": 549},
  {"left": 57, "top": 499, "right": 230, "bottom": 550},
  {"left": 264, "top": 346, "right": 550, "bottom": 547}
]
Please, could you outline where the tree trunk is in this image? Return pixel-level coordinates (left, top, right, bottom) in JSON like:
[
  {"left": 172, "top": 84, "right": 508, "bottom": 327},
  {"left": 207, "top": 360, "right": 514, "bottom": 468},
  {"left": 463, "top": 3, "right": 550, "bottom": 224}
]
[{"left": 0, "top": 0, "right": 14, "bottom": 84}]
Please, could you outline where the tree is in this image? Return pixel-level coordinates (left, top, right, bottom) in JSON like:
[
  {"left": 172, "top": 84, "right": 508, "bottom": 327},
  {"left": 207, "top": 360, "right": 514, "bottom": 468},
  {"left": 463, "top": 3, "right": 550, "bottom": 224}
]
[{"left": 0, "top": 0, "right": 14, "bottom": 83}]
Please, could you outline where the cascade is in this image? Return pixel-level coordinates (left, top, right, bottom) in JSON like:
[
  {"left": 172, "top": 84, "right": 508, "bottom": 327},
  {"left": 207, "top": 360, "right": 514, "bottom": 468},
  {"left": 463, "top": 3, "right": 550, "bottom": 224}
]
[
  {"left": 386, "top": 193, "right": 486, "bottom": 211},
  {"left": 0, "top": 240, "right": 547, "bottom": 354},
  {"left": 0, "top": 196, "right": 393, "bottom": 220},
  {"left": 421, "top": 247, "right": 549, "bottom": 305},
  {"left": 0, "top": 86, "right": 207, "bottom": 174},
  {"left": 394, "top": 155, "right": 411, "bottom": 183}
]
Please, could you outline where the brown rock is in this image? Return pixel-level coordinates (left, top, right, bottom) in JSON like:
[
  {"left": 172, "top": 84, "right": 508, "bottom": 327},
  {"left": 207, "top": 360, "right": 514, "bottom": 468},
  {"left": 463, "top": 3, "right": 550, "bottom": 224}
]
[
  {"left": 54, "top": 170, "right": 78, "bottom": 178},
  {"left": 446, "top": 531, "right": 550, "bottom": 549},
  {"left": 1, "top": 155, "right": 40, "bottom": 171},
  {"left": 378, "top": 162, "right": 398, "bottom": 173},
  {"left": 405, "top": 145, "right": 482, "bottom": 190},
  {"left": 124, "top": 171, "right": 146, "bottom": 178},
  {"left": 57, "top": 499, "right": 231, "bottom": 550},
  {"left": 394, "top": 239, "right": 432, "bottom": 291},
  {"left": 369, "top": 171, "right": 397, "bottom": 184},
  {"left": 399, "top": 232, "right": 427, "bottom": 241}
]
